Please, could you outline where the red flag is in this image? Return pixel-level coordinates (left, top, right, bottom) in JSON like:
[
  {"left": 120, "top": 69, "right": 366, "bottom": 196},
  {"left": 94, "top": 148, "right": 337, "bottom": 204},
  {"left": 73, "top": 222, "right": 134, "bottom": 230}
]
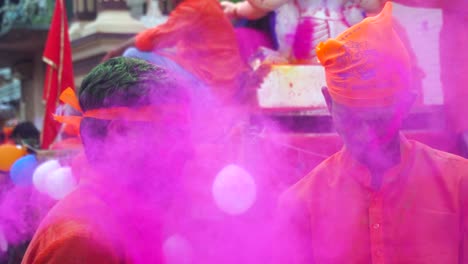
[{"left": 41, "top": 0, "right": 75, "bottom": 149}]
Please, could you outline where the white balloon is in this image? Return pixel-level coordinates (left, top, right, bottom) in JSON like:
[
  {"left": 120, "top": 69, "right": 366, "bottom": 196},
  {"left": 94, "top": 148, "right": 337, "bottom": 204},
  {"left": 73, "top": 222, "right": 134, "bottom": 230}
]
[
  {"left": 162, "top": 234, "right": 192, "bottom": 264},
  {"left": 212, "top": 164, "right": 257, "bottom": 215},
  {"left": 33, "top": 159, "right": 61, "bottom": 193},
  {"left": 44, "top": 166, "right": 77, "bottom": 200}
]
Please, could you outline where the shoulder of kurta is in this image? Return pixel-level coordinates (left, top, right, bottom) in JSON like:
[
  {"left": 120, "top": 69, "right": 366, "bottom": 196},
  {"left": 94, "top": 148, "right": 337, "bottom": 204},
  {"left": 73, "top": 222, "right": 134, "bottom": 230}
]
[
  {"left": 278, "top": 151, "right": 343, "bottom": 209},
  {"left": 412, "top": 140, "right": 468, "bottom": 171},
  {"left": 293, "top": 151, "right": 342, "bottom": 190},
  {"left": 411, "top": 139, "right": 468, "bottom": 188}
]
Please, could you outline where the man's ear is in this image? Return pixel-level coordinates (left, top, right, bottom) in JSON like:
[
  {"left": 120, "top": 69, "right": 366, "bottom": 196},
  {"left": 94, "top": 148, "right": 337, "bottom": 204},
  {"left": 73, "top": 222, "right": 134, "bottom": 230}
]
[{"left": 321, "top": 86, "right": 333, "bottom": 112}]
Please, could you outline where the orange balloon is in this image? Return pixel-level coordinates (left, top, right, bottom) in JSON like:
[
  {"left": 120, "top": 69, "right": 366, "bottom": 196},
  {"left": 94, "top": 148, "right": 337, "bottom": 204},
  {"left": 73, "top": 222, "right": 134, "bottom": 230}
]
[{"left": 0, "top": 144, "right": 27, "bottom": 172}]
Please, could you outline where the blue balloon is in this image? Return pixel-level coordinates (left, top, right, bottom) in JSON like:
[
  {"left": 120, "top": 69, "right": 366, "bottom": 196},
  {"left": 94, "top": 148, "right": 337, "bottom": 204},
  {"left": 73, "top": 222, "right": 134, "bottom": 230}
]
[{"left": 10, "top": 154, "right": 38, "bottom": 186}]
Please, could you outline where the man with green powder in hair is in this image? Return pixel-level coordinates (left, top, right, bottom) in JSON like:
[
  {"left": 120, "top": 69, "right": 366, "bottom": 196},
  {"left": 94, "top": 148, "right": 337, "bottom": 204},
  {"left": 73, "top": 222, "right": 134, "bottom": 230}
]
[{"left": 21, "top": 57, "right": 193, "bottom": 264}]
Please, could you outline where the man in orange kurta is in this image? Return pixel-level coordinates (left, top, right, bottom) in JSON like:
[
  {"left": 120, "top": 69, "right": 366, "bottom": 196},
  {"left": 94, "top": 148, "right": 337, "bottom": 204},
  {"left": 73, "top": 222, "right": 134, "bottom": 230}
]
[
  {"left": 275, "top": 3, "right": 468, "bottom": 263},
  {"left": 22, "top": 57, "right": 193, "bottom": 264}
]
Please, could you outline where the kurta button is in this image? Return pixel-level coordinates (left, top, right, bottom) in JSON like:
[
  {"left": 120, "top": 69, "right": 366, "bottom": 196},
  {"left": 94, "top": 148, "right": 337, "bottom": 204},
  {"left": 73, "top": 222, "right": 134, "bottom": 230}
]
[{"left": 372, "top": 223, "right": 380, "bottom": 229}]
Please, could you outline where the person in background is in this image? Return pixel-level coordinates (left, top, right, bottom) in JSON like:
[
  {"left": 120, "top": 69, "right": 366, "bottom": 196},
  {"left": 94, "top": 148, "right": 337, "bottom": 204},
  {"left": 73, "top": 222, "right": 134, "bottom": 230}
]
[
  {"left": 221, "top": 0, "right": 424, "bottom": 100},
  {"left": 275, "top": 3, "right": 468, "bottom": 263},
  {"left": 103, "top": 0, "right": 247, "bottom": 104},
  {"left": 221, "top": 0, "right": 383, "bottom": 64},
  {"left": 11, "top": 122, "right": 40, "bottom": 149},
  {"left": 0, "top": 122, "right": 48, "bottom": 263}
]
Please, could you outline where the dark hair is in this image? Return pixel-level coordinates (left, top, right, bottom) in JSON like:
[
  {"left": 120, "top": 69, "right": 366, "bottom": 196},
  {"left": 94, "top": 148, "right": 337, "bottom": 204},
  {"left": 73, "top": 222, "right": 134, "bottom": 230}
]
[
  {"left": 78, "top": 57, "right": 190, "bottom": 149},
  {"left": 11, "top": 122, "right": 40, "bottom": 147},
  {"left": 79, "top": 57, "right": 174, "bottom": 111}
]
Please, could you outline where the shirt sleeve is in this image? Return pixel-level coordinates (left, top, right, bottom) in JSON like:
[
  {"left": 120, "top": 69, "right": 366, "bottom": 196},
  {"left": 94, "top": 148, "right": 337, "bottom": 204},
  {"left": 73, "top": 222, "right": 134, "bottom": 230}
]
[
  {"left": 134, "top": 0, "right": 201, "bottom": 51},
  {"left": 135, "top": 18, "right": 177, "bottom": 51}
]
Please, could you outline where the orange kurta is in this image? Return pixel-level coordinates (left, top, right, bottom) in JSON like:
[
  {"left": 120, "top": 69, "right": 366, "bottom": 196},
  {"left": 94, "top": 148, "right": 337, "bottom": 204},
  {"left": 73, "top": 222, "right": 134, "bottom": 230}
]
[
  {"left": 20, "top": 181, "right": 167, "bottom": 264},
  {"left": 21, "top": 221, "right": 122, "bottom": 264},
  {"left": 277, "top": 136, "right": 468, "bottom": 263},
  {"left": 21, "top": 187, "right": 126, "bottom": 264},
  {"left": 135, "top": 0, "right": 246, "bottom": 102}
]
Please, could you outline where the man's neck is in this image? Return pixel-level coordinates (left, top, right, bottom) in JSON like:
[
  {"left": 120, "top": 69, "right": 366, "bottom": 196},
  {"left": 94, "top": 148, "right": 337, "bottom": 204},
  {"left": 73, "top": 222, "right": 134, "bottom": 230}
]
[{"left": 363, "top": 136, "right": 402, "bottom": 190}]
